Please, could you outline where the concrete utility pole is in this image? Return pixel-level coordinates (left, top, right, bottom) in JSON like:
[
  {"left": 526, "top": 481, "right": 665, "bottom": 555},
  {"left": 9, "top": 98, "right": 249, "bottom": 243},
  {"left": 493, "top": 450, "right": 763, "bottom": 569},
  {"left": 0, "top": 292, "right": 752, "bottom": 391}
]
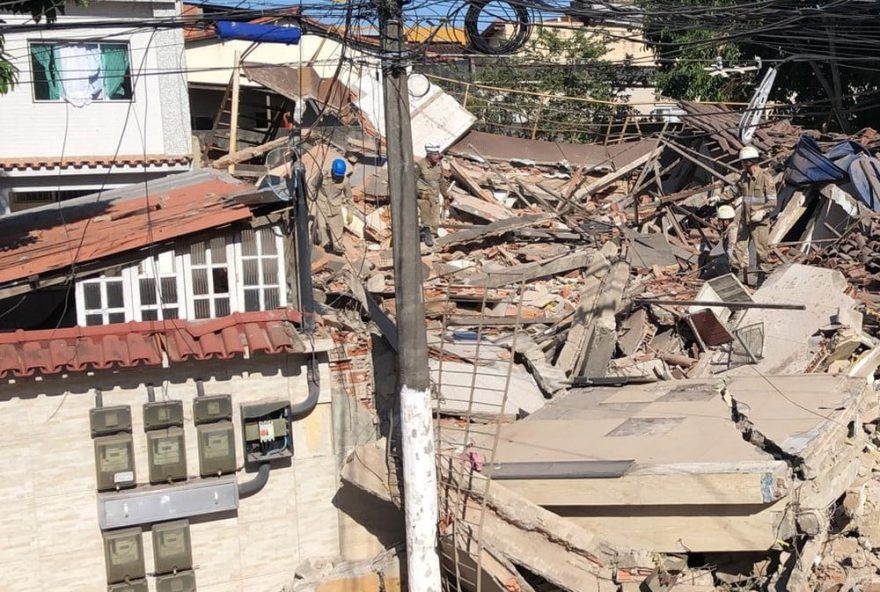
[{"left": 377, "top": 1, "right": 442, "bottom": 590}]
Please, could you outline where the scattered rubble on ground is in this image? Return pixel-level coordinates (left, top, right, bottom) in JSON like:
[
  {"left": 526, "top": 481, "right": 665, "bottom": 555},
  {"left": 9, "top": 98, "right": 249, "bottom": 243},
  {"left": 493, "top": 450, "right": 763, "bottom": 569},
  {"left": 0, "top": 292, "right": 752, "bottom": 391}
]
[{"left": 215, "top": 77, "right": 880, "bottom": 590}]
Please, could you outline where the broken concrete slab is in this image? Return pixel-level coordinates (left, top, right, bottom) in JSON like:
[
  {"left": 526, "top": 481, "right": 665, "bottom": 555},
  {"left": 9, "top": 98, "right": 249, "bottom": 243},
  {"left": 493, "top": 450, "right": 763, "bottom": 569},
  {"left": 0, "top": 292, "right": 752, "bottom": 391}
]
[{"left": 430, "top": 360, "right": 545, "bottom": 418}]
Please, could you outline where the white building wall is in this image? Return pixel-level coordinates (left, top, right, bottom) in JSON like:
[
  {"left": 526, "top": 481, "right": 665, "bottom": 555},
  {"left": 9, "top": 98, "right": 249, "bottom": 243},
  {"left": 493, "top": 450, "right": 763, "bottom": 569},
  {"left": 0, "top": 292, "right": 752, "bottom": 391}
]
[
  {"left": 0, "top": 1, "right": 192, "bottom": 214},
  {"left": 0, "top": 353, "right": 366, "bottom": 592}
]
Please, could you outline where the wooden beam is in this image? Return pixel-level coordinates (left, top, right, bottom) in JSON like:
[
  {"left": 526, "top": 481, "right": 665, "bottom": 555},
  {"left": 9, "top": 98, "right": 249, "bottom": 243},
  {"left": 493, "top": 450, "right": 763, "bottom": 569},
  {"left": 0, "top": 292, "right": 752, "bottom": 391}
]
[
  {"left": 435, "top": 214, "right": 549, "bottom": 249},
  {"left": 212, "top": 136, "right": 288, "bottom": 169},
  {"left": 573, "top": 145, "right": 662, "bottom": 200},
  {"left": 466, "top": 249, "right": 595, "bottom": 289},
  {"left": 228, "top": 50, "right": 242, "bottom": 174}
]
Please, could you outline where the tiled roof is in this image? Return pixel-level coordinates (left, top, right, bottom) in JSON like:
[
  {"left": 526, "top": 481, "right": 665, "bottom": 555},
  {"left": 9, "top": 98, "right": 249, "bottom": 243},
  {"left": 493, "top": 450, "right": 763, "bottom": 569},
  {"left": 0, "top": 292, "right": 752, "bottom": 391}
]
[
  {"left": 0, "top": 310, "right": 307, "bottom": 378},
  {"left": 0, "top": 170, "right": 253, "bottom": 286},
  {"left": 0, "top": 154, "right": 191, "bottom": 171}
]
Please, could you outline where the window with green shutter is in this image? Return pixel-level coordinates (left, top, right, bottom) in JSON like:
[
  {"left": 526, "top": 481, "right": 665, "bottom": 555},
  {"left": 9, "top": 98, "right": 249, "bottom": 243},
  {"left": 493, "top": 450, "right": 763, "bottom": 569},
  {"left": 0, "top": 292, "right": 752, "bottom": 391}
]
[{"left": 29, "top": 41, "right": 133, "bottom": 102}]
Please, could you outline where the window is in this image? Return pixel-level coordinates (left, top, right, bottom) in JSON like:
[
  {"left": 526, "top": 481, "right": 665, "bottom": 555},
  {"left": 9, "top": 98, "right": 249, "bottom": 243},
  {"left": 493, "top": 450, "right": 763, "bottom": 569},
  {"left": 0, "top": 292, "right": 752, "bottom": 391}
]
[
  {"left": 237, "top": 227, "right": 285, "bottom": 312},
  {"left": 8, "top": 189, "right": 93, "bottom": 213},
  {"left": 185, "top": 237, "right": 235, "bottom": 319},
  {"left": 76, "top": 269, "right": 130, "bottom": 326},
  {"left": 73, "top": 225, "right": 288, "bottom": 326},
  {"left": 132, "top": 251, "right": 185, "bottom": 321},
  {"left": 30, "top": 42, "right": 132, "bottom": 103}
]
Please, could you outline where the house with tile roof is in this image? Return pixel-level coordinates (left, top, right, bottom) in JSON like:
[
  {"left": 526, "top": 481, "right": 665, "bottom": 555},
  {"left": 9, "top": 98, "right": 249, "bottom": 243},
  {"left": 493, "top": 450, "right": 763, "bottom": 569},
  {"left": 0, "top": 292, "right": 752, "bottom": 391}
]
[{"left": 0, "top": 0, "right": 193, "bottom": 215}]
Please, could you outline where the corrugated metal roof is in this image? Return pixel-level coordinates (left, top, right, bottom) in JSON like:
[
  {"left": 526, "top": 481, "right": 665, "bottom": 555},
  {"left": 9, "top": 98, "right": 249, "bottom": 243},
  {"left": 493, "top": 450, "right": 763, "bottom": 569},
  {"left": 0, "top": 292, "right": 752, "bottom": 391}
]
[
  {"left": 0, "top": 309, "right": 307, "bottom": 378},
  {"left": 0, "top": 154, "right": 191, "bottom": 171},
  {"left": 0, "top": 170, "right": 254, "bottom": 286}
]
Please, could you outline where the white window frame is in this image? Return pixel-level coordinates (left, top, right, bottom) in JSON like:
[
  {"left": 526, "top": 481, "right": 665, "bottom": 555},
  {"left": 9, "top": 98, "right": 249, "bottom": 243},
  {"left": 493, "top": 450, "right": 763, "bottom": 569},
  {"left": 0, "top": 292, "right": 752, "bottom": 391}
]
[
  {"left": 73, "top": 224, "right": 288, "bottom": 326},
  {"left": 28, "top": 40, "right": 135, "bottom": 104},
  {"left": 129, "top": 250, "right": 188, "bottom": 321},
  {"left": 233, "top": 225, "right": 288, "bottom": 313},
  {"left": 180, "top": 236, "right": 239, "bottom": 320},
  {"left": 75, "top": 270, "right": 133, "bottom": 326}
]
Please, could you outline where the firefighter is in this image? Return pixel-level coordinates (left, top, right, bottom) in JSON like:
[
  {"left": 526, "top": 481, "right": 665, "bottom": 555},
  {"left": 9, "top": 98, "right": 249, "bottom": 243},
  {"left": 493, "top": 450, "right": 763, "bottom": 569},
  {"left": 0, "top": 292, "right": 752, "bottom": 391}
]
[
  {"left": 415, "top": 144, "right": 449, "bottom": 247},
  {"left": 313, "top": 158, "right": 351, "bottom": 255}
]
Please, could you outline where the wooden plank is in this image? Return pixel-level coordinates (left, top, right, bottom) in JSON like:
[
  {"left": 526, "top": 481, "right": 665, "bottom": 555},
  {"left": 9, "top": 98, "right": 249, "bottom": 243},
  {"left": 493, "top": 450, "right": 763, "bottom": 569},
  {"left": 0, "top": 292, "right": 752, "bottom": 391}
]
[
  {"left": 435, "top": 214, "right": 548, "bottom": 248},
  {"left": 450, "top": 193, "right": 513, "bottom": 223},
  {"left": 449, "top": 160, "right": 495, "bottom": 202},
  {"left": 466, "top": 249, "right": 594, "bottom": 289},
  {"left": 444, "top": 315, "right": 565, "bottom": 327},
  {"left": 500, "top": 462, "right": 790, "bottom": 506},
  {"left": 555, "top": 254, "right": 612, "bottom": 374},
  {"left": 559, "top": 500, "right": 790, "bottom": 553},
  {"left": 769, "top": 188, "right": 811, "bottom": 245},
  {"left": 212, "top": 136, "right": 288, "bottom": 169},
  {"left": 573, "top": 145, "right": 662, "bottom": 199}
]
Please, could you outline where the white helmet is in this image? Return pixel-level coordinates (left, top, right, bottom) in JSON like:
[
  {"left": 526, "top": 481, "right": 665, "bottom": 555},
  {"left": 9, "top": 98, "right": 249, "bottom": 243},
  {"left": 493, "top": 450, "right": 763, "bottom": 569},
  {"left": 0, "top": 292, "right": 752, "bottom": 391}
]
[
  {"left": 717, "top": 205, "right": 735, "bottom": 220},
  {"left": 738, "top": 145, "right": 759, "bottom": 161},
  {"left": 425, "top": 143, "right": 441, "bottom": 155}
]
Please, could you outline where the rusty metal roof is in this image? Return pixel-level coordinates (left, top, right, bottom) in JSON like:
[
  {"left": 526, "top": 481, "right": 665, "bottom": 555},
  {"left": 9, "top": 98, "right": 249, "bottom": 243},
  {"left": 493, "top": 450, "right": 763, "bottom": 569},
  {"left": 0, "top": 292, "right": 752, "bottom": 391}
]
[
  {"left": 0, "top": 154, "right": 191, "bottom": 171},
  {"left": 0, "top": 309, "right": 307, "bottom": 378},
  {"left": 0, "top": 170, "right": 253, "bottom": 286}
]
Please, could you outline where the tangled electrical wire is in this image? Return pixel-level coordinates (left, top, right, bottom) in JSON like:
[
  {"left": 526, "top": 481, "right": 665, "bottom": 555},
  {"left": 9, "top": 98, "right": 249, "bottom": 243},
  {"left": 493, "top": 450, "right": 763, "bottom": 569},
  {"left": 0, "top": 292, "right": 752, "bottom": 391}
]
[{"left": 461, "top": 0, "right": 533, "bottom": 55}]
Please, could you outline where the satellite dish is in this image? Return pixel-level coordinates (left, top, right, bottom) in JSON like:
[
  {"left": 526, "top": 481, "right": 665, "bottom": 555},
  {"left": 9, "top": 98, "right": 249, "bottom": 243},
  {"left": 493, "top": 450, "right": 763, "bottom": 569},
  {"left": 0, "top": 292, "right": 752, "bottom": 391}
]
[
  {"left": 739, "top": 66, "right": 778, "bottom": 144},
  {"left": 263, "top": 146, "right": 292, "bottom": 201}
]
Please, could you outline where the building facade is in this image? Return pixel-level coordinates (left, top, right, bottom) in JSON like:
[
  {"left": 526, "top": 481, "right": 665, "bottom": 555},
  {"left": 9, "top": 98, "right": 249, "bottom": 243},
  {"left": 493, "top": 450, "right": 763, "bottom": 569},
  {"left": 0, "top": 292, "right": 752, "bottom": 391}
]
[{"left": 0, "top": 0, "right": 192, "bottom": 215}]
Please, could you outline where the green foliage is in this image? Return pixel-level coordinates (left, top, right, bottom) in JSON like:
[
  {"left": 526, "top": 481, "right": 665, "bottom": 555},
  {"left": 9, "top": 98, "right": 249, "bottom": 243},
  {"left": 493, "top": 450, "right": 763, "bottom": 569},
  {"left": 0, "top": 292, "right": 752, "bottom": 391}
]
[
  {"left": 0, "top": 0, "right": 68, "bottom": 94},
  {"left": 432, "top": 28, "right": 648, "bottom": 142},
  {"left": 639, "top": 0, "right": 880, "bottom": 131}
]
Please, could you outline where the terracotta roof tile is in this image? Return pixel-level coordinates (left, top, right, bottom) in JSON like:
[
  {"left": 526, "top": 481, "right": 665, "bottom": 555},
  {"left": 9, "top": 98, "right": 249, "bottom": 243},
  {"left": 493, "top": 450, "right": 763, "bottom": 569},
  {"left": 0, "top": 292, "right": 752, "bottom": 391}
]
[
  {"left": 0, "top": 170, "right": 254, "bottom": 286},
  {"left": 0, "top": 309, "right": 306, "bottom": 378},
  {"left": 0, "top": 154, "right": 191, "bottom": 171}
]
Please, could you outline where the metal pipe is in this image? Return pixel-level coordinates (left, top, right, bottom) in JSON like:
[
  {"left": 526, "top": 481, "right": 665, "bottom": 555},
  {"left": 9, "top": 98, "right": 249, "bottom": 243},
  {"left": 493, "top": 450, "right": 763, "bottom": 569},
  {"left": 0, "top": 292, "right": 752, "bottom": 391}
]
[
  {"left": 237, "top": 462, "right": 270, "bottom": 498},
  {"left": 94, "top": 388, "right": 103, "bottom": 408},
  {"left": 195, "top": 380, "right": 205, "bottom": 397},
  {"left": 635, "top": 299, "right": 805, "bottom": 310},
  {"left": 147, "top": 385, "right": 156, "bottom": 403}
]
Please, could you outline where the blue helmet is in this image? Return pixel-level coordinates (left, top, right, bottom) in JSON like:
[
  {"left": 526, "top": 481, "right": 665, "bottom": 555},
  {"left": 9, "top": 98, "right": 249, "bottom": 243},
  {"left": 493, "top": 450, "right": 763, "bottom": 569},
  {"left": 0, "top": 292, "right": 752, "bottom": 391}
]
[{"left": 331, "top": 158, "right": 346, "bottom": 178}]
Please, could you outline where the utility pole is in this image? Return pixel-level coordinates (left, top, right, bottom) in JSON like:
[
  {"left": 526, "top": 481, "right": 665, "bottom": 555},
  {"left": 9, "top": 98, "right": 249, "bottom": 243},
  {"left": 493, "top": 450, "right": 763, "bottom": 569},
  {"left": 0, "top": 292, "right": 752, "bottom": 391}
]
[{"left": 377, "top": 0, "right": 441, "bottom": 590}]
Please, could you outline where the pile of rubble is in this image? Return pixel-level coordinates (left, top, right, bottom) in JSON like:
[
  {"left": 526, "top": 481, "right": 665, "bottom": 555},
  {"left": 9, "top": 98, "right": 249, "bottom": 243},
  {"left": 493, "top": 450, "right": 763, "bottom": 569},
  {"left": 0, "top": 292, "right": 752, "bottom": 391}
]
[{"left": 218, "top": 90, "right": 880, "bottom": 591}]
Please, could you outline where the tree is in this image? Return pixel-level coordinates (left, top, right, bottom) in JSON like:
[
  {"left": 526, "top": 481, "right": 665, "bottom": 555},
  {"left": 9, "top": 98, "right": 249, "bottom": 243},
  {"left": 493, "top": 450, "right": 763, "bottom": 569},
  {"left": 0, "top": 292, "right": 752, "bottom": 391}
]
[
  {"left": 639, "top": 0, "right": 880, "bottom": 131},
  {"left": 429, "top": 27, "right": 649, "bottom": 142},
  {"left": 0, "top": 0, "right": 68, "bottom": 93}
]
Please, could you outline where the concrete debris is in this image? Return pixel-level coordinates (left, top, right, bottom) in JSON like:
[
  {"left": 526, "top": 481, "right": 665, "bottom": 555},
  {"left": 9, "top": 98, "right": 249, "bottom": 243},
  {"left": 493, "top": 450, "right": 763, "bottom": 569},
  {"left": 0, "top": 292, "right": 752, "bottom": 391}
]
[{"left": 210, "top": 90, "right": 880, "bottom": 591}]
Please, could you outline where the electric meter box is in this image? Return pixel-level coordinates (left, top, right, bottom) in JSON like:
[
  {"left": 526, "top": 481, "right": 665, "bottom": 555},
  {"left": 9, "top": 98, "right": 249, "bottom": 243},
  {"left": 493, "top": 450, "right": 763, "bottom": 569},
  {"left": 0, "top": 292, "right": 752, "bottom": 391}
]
[
  {"left": 147, "top": 427, "right": 188, "bottom": 484},
  {"left": 152, "top": 520, "right": 192, "bottom": 574},
  {"left": 104, "top": 528, "right": 145, "bottom": 584},
  {"left": 156, "top": 570, "right": 197, "bottom": 592},
  {"left": 144, "top": 400, "right": 184, "bottom": 430},
  {"left": 241, "top": 400, "right": 293, "bottom": 463},
  {"left": 197, "top": 421, "right": 236, "bottom": 477},
  {"left": 94, "top": 434, "right": 136, "bottom": 491},
  {"left": 193, "top": 394, "right": 232, "bottom": 425},
  {"left": 90, "top": 405, "right": 132, "bottom": 437},
  {"left": 108, "top": 579, "right": 149, "bottom": 592}
]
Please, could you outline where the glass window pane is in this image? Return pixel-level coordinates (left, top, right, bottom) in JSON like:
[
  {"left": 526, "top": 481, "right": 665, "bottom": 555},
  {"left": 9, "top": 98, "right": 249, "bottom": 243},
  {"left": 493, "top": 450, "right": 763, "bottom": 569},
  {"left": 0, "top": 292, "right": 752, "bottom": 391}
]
[
  {"left": 262, "top": 259, "right": 278, "bottom": 285},
  {"left": 160, "top": 277, "right": 177, "bottom": 303},
  {"left": 209, "top": 237, "right": 226, "bottom": 263},
  {"left": 108, "top": 312, "right": 125, "bottom": 324},
  {"left": 244, "top": 289, "right": 260, "bottom": 312},
  {"left": 86, "top": 314, "right": 103, "bottom": 326},
  {"left": 192, "top": 269, "right": 208, "bottom": 296},
  {"left": 142, "top": 309, "right": 158, "bottom": 321},
  {"left": 106, "top": 281, "right": 124, "bottom": 308},
  {"left": 212, "top": 268, "right": 229, "bottom": 294},
  {"left": 139, "top": 278, "right": 157, "bottom": 306},
  {"left": 84, "top": 283, "right": 101, "bottom": 310},
  {"left": 242, "top": 259, "right": 259, "bottom": 287},
  {"left": 259, "top": 228, "right": 277, "bottom": 255},
  {"left": 194, "top": 299, "right": 211, "bottom": 319},
  {"left": 162, "top": 308, "right": 179, "bottom": 320},
  {"left": 264, "top": 288, "right": 280, "bottom": 309},
  {"left": 241, "top": 229, "right": 257, "bottom": 257},
  {"left": 215, "top": 298, "right": 230, "bottom": 317},
  {"left": 190, "top": 241, "right": 206, "bottom": 265}
]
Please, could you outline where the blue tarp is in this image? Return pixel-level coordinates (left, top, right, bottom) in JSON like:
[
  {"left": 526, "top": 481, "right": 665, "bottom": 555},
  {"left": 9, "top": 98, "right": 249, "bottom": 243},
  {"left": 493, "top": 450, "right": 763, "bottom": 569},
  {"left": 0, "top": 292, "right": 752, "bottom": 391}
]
[
  {"left": 783, "top": 135, "right": 880, "bottom": 212},
  {"left": 216, "top": 21, "right": 301, "bottom": 45}
]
